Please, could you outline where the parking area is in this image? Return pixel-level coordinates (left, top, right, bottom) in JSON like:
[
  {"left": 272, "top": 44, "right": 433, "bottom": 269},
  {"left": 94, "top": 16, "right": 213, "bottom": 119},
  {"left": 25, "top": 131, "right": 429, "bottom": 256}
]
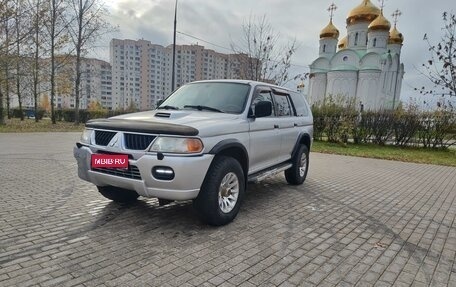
[{"left": 0, "top": 132, "right": 455, "bottom": 287}]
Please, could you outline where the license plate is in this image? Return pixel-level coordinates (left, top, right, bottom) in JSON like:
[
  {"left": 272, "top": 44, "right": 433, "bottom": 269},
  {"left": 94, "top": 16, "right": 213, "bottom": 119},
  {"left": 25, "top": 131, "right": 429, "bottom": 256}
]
[{"left": 91, "top": 154, "right": 129, "bottom": 169}]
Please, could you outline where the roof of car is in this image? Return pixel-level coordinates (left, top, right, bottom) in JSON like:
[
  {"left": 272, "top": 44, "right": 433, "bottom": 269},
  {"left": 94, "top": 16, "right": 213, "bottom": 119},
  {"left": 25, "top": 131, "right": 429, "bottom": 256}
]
[{"left": 189, "top": 79, "right": 295, "bottom": 93}]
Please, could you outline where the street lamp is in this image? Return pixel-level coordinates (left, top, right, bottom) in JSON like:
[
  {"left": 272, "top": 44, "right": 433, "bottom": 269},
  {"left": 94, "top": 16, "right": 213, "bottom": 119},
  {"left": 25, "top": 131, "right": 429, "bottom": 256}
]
[{"left": 171, "top": 0, "right": 178, "bottom": 92}]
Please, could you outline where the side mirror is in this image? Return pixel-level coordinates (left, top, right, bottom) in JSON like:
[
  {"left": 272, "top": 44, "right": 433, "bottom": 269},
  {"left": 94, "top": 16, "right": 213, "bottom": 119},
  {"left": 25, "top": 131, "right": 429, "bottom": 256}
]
[{"left": 254, "top": 101, "right": 272, "bottom": 118}]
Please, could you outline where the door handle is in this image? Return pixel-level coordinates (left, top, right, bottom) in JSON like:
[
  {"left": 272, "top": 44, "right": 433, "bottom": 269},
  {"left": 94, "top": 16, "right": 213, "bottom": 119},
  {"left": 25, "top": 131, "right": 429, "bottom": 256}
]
[
  {"left": 294, "top": 123, "right": 298, "bottom": 127},
  {"left": 274, "top": 124, "right": 279, "bottom": 129}
]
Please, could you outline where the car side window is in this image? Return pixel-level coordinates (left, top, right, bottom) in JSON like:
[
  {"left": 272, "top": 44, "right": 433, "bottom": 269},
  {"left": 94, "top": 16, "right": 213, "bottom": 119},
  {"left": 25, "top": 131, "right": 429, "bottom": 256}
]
[
  {"left": 289, "top": 92, "right": 309, "bottom": 117},
  {"left": 252, "top": 91, "right": 275, "bottom": 117},
  {"left": 273, "top": 93, "right": 292, "bottom": 117}
]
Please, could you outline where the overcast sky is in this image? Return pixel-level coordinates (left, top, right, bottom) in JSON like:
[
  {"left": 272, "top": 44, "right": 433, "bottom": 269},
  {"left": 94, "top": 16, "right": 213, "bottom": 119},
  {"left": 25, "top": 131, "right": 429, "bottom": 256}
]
[{"left": 98, "top": 0, "right": 454, "bottom": 105}]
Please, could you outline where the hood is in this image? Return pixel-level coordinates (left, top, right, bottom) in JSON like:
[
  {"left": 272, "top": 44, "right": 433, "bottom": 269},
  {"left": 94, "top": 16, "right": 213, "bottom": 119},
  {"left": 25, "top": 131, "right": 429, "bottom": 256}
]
[{"left": 88, "top": 110, "right": 246, "bottom": 137}]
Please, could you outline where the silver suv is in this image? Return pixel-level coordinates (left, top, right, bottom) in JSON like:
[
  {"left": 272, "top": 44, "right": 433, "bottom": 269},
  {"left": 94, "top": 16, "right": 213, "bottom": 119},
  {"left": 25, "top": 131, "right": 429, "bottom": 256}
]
[{"left": 74, "top": 80, "right": 313, "bottom": 225}]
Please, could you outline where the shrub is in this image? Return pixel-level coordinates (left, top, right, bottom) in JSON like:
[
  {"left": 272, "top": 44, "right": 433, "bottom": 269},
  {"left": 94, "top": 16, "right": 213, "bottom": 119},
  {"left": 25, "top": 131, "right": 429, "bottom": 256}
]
[
  {"left": 311, "top": 95, "right": 357, "bottom": 143},
  {"left": 418, "top": 109, "right": 456, "bottom": 149},
  {"left": 393, "top": 107, "right": 420, "bottom": 147},
  {"left": 310, "top": 97, "right": 455, "bottom": 149},
  {"left": 11, "top": 108, "right": 46, "bottom": 120}
]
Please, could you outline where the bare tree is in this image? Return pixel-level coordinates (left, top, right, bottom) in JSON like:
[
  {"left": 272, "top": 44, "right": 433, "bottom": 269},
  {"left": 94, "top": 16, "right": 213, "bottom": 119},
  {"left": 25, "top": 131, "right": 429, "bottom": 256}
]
[
  {"left": 69, "top": 0, "right": 112, "bottom": 124},
  {"left": 27, "top": 0, "right": 47, "bottom": 122},
  {"left": 13, "top": 0, "right": 26, "bottom": 120},
  {"left": 417, "top": 12, "right": 456, "bottom": 97},
  {"left": 0, "top": 0, "right": 16, "bottom": 124},
  {"left": 231, "top": 15, "right": 299, "bottom": 86},
  {"left": 44, "top": 0, "right": 69, "bottom": 124},
  {"left": 0, "top": 0, "right": 14, "bottom": 122}
]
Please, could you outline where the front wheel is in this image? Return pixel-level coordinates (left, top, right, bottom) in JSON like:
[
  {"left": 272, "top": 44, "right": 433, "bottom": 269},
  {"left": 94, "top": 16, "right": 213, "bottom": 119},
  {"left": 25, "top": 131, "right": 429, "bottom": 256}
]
[
  {"left": 97, "top": 186, "right": 139, "bottom": 203},
  {"left": 193, "top": 156, "right": 245, "bottom": 226},
  {"left": 285, "top": 145, "right": 309, "bottom": 185}
]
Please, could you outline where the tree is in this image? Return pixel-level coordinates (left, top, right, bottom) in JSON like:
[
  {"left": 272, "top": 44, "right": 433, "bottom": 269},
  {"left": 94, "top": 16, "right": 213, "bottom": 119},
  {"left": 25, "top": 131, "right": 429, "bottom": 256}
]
[
  {"left": 230, "top": 15, "right": 299, "bottom": 86},
  {"left": 87, "top": 99, "right": 102, "bottom": 111},
  {"left": 44, "top": 0, "right": 69, "bottom": 124},
  {"left": 28, "top": 0, "right": 47, "bottom": 122},
  {"left": 13, "top": 0, "right": 26, "bottom": 121},
  {"left": 418, "top": 12, "right": 456, "bottom": 97},
  {"left": 0, "top": 0, "right": 16, "bottom": 124},
  {"left": 68, "top": 0, "right": 113, "bottom": 124}
]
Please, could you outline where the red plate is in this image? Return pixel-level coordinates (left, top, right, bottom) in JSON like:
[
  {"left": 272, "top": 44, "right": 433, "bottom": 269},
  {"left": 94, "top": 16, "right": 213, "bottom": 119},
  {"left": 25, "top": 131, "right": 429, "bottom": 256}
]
[{"left": 91, "top": 154, "right": 129, "bottom": 169}]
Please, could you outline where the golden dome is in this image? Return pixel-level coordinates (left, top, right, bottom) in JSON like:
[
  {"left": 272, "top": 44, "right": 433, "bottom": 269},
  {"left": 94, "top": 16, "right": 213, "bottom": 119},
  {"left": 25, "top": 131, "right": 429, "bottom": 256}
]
[
  {"left": 368, "top": 12, "right": 391, "bottom": 31},
  {"left": 347, "top": 0, "right": 381, "bottom": 25},
  {"left": 320, "top": 20, "right": 339, "bottom": 39},
  {"left": 389, "top": 26, "right": 404, "bottom": 44},
  {"left": 338, "top": 36, "right": 347, "bottom": 49}
]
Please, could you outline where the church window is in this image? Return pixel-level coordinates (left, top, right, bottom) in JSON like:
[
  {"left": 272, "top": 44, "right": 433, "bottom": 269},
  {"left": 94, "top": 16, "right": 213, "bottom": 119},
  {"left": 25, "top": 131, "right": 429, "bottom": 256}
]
[
  {"left": 373, "top": 38, "right": 377, "bottom": 47},
  {"left": 323, "top": 44, "right": 326, "bottom": 53},
  {"left": 354, "top": 32, "right": 359, "bottom": 46},
  {"left": 343, "top": 56, "right": 348, "bottom": 62}
]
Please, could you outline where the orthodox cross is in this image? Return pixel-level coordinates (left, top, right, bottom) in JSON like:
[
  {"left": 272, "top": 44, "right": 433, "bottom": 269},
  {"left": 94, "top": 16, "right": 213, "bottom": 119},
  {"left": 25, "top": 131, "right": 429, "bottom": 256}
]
[
  {"left": 378, "top": 0, "right": 387, "bottom": 12},
  {"left": 327, "top": 3, "right": 337, "bottom": 21},
  {"left": 391, "top": 9, "right": 402, "bottom": 26}
]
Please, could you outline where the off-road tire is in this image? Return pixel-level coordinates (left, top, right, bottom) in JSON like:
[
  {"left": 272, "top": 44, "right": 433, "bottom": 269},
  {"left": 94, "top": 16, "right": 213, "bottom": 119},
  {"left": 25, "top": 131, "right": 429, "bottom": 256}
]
[
  {"left": 285, "top": 145, "right": 309, "bottom": 185},
  {"left": 97, "top": 186, "right": 139, "bottom": 203},
  {"left": 193, "top": 156, "right": 245, "bottom": 226}
]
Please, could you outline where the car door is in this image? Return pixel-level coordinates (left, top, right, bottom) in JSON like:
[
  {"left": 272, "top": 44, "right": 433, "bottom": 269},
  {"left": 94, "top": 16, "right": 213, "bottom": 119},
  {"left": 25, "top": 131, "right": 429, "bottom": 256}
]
[
  {"left": 248, "top": 87, "right": 281, "bottom": 174},
  {"left": 272, "top": 90, "right": 299, "bottom": 163}
]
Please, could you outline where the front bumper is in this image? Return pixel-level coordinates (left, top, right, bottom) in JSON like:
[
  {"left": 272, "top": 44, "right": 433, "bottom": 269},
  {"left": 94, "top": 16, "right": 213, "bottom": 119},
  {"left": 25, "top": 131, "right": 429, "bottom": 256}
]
[{"left": 73, "top": 145, "right": 214, "bottom": 200}]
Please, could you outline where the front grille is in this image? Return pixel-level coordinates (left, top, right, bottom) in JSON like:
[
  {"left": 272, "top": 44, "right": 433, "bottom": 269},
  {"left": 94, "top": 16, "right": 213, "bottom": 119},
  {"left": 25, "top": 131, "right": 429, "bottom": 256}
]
[
  {"left": 124, "top": 133, "right": 156, "bottom": 150},
  {"left": 95, "top": 130, "right": 116, "bottom": 146},
  {"left": 92, "top": 165, "right": 141, "bottom": 180}
]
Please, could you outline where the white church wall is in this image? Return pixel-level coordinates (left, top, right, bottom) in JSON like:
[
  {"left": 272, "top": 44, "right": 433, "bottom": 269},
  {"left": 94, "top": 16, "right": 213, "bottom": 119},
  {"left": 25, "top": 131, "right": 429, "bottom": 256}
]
[
  {"left": 308, "top": 73, "right": 327, "bottom": 105},
  {"left": 357, "top": 71, "right": 380, "bottom": 110},
  {"left": 387, "top": 43, "right": 402, "bottom": 56},
  {"left": 310, "top": 57, "right": 330, "bottom": 72},
  {"left": 347, "top": 22, "right": 369, "bottom": 50},
  {"left": 367, "top": 30, "right": 389, "bottom": 54},
  {"left": 360, "top": 53, "right": 381, "bottom": 70},
  {"left": 327, "top": 71, "right": 358, "bottom": 101},
  {"left": 319, "top": 38, "right": 338, "bottom": 58},
  {"left": 330, "top": 50, "right": 360, "bottom": 70}
]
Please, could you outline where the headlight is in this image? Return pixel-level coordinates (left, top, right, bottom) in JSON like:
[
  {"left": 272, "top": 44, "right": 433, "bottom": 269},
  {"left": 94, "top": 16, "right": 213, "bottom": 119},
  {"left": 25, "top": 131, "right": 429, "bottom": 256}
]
[
  {"left": 149, "top": 137, "right": 203, "bottom": 154},
  {"left": 80, "top": 128, "right": 93, "bottom": 144}
]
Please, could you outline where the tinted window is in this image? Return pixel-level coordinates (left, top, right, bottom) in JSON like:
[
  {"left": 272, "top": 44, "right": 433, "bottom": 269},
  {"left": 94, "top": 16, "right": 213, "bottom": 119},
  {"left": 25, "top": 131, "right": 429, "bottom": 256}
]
[
  {"left": 251, "top": 90, "right": 275, "bottom": 116},
  {"left": 289, "top": 92, "right": 309, "bottom": 117},
  {"left": 160, "top": 82, "right": 250, "bottom": 114},
  {"left": 273, "top": 93, "right": 292, "bottom": 117}
]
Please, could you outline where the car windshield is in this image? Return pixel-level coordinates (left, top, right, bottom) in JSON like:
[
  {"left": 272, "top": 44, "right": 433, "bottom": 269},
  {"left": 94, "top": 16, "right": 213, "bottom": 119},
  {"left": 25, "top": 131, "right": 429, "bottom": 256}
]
[{"left": 158, "top": 82, "right": 250, "bottom": 114}]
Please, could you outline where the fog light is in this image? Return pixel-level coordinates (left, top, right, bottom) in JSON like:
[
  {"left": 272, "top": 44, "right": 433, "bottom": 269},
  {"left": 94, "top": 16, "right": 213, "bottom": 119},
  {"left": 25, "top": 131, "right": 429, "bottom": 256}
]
[{"left": 152, "top": 166, "right": 175, "bottom": 180}]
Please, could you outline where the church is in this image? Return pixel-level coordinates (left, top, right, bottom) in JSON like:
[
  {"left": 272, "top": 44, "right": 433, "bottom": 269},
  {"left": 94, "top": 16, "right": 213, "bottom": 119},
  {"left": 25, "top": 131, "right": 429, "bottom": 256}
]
[{"left": 308, "top": 0, "right": 405, "bottom": 110}]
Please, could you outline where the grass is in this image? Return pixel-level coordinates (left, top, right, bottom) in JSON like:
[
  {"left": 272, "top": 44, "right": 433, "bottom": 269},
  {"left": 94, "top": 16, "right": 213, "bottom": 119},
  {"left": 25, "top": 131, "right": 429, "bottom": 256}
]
[
  {"left": 0, "top": 118, "right": 84, "bottom": 133},
  {"left": 312, "top": 140, "right": 456, "bottom": 167}
]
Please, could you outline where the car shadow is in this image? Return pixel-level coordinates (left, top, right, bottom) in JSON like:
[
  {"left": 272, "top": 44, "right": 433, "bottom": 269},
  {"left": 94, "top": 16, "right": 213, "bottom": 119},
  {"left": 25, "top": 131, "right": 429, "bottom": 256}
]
[{"left": 90, "top": 175, "right": 308, "bottom": 235}]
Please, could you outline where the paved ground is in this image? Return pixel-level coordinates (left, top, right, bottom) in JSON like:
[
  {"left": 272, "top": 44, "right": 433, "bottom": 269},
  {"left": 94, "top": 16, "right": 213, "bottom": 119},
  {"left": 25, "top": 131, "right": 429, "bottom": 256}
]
[{"left": 0, "top": 133, "right": 455, "bottom": 287}]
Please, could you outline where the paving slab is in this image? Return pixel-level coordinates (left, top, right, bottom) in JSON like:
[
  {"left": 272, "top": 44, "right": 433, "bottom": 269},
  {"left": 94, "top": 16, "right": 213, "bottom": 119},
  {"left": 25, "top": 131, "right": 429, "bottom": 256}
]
[{"left": 0, "top": 133, "right": 455, "bottom": 286}]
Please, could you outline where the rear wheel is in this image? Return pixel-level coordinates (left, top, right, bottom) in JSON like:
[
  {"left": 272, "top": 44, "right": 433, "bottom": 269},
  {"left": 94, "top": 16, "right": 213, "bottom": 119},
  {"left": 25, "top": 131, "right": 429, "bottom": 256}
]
[
  {"left": 285, "top": 145, "right": 309, "bottom": 185},
  {"left": 193, "top": 156, "right": 245, "bottom": 226},
  {"left": 97, "top": 186, "right": 139, "bottom": 203}
]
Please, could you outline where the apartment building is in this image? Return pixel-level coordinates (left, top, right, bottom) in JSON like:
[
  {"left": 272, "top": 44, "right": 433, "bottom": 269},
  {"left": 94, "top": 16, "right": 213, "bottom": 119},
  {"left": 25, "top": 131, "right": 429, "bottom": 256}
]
[
  {"left": 110, "top": 39, "right": 249, "bottom": 110},
  {"left": 64, "top": 57, "right": 112, "bottom": 110},
  {"left": 32, "top": 56, "right": 112, "bottom": 110}
]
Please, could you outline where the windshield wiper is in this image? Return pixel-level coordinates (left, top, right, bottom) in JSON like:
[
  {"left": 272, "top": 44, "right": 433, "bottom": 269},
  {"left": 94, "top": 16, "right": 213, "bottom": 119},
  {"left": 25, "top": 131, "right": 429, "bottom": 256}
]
[
  {"left": 157, "top": 105, "right": 179, "bottom": 110},
  {"left": 183, "top": 105, "right": 223, "bottom": 113}
]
